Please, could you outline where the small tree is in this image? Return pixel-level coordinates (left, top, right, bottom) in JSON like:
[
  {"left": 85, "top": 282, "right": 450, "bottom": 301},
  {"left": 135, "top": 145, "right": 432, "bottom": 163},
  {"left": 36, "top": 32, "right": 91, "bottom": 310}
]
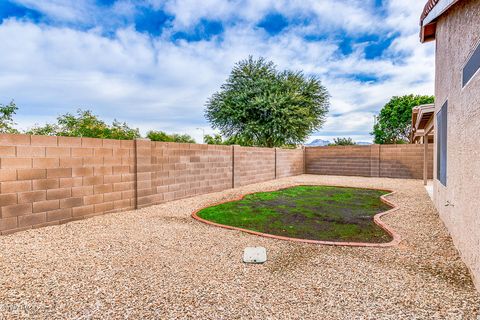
[
  {"left": 109, "top": 120, "right": 141, "bottom": 140},
  {"left": 205, "top": 56, "right": 329, "bottom": 147},
  {"left": 146, "top": 130, "right": 171, "bottom": 142},
  {"left": 329, "top": 137, "right": 356, "bottom": 146},
  {"left": 170, "top": 133, "right": 195, "bottom": 143},
  {"left": 56, "top": 109, "right": 110, "bottom": 138},
  {"left": 204, "top": 134, "right": 223, "bottom": 145},
  {"left": 25, "top": 123, "right": 59, "bottom": 136},
  {"left": 372, "top": 95, "right": 434, "bottom": 144},
  {"left": 0, "top": 100, "right": 19, "bottom": 134},
  {"left": 26, "top": 109, "right": 141, "bottom": 139},
  {"left": 203, "top": 133, "right": 237, "bottom": 145},
  {"left": 147, "top": 130, "right": 195, "bottom": 143}
]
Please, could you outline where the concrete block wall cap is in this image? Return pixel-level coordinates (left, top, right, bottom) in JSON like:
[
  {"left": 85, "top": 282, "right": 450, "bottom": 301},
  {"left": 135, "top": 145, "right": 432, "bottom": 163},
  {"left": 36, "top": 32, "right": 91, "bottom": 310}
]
[
  {"left": 135, "top": 138, "right": 151, "bottom": 141},
  {"left": 191, "top": 184, "right": 402, "bottom": 248}
]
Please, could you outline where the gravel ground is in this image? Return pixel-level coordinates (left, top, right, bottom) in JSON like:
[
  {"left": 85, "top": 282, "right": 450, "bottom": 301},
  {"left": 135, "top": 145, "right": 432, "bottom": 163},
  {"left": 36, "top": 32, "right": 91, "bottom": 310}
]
[{"left": 0, "top": 175, "right": 479, "bottom": 320}]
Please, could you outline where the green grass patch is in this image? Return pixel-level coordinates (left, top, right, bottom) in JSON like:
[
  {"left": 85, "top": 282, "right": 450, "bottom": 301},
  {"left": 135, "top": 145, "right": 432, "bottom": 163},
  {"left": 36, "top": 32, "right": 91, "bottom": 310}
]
[{"left": 197, "top": 185, "right": 393, "bottom": 243}]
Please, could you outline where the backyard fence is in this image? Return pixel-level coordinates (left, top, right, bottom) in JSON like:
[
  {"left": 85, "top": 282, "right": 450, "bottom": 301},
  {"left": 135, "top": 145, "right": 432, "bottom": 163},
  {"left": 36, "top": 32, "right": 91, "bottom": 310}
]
[
  {"left": 305, "top": 144, "right": 433, "bottom": 179},
  {"left": 0, "top": 134, "right": 303, "bottom": 234},
  {"left": 0, "top": 133, "right": 432, "bottom": 235}
]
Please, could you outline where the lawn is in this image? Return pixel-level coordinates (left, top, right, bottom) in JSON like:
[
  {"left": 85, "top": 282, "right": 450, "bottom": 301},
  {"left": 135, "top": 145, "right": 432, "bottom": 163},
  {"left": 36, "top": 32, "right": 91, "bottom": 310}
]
[{"left": 197, "top": 185, "right": 393, "bottom": 243}]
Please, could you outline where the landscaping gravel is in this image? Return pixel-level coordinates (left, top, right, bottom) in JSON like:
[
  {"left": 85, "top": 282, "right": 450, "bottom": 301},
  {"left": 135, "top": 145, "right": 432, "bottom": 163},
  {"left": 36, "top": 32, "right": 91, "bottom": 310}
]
[{"left": 0, "top": 174, "right": 479, "bottom": 319}]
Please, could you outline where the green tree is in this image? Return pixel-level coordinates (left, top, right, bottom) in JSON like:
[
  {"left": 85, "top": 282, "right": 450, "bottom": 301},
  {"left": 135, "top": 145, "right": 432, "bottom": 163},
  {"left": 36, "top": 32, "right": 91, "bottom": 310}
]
[
  {"left": 203, "top": 133, "right": 237, "bottom": 145},
  {"left": 146, "top": 130, "right": 171, "bottom": 142},
  {"left": 170, "top": 133, "right": 195, "bottom": 143},
  {"left": 372, "top": 95, "right": 434, "bottom": 144},
  {"left": 25, "top": 123, "right": 59, "bottom": 136},
  {"left": 205, "top": 56, "right": 329, "bottom": 147},
  {"left": 56, "top": 109, "right": 109, "bottom": 138},
  {"left": 329, "top": 137, "right": 356, "bottom": 146},
  {"left": 109, "top": 120, "right": 141, "bottom": 140},
  {"left": 0, "top": 100, "right": 19, "bottom": 134},
  {"left": 146, "top": 130, "right": 195, "bottom": 143},
  {"left": 204, "top": 134, "right": 224, "bottom": 145},
  {"left": 26, "top": 109, "right": 140, "bottom": 139}
]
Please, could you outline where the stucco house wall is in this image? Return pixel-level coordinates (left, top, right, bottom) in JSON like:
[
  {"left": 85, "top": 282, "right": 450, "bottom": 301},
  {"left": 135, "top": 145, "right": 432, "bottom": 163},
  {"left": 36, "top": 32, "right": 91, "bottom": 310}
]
[{"left": 433, "top": 0, "right": 480, "bottom": 290}]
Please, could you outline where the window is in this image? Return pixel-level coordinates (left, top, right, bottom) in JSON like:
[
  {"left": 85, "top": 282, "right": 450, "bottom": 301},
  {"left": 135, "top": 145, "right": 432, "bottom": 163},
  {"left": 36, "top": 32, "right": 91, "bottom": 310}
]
[
  {"left": 463, "top": 41, "right": 480, "bottom": 87},
  {"left": 436, "top": 101, "right": 448, "bottom": 186}
]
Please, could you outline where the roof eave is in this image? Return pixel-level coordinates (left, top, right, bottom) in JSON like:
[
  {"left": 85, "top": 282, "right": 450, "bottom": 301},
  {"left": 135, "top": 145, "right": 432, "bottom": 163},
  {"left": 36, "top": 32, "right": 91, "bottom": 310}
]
[
  {"left": 415, "top": 104, "right": 435, "bottom": 130},
  {"left": 420, "top": 0, "right": 461, "bottom": 43},
  {"left": 420, "top": 22, "right": 437, "bottom": 43}
]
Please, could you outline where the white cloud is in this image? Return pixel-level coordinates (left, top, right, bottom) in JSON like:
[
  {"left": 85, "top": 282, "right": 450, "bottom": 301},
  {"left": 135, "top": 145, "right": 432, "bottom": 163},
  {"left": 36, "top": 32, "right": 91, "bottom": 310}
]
[{"left": 12, "top": 0, "right": 96, "bottom": 22}]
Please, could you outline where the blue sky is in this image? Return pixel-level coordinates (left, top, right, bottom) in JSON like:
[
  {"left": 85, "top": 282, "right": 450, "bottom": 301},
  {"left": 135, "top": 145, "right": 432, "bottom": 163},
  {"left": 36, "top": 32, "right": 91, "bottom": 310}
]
[{"left": 0, "top": 0, "right": 435, "bottom": 143}]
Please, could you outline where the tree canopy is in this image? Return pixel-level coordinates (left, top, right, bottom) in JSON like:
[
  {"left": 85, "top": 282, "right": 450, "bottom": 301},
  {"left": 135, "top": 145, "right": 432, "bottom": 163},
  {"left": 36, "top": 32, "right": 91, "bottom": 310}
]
[
  {"left": 205, "top": 56, "right": 329, "bottom": 148},
  {"left": 8, "top": 104, "right": 195, "bottom": 142},
  {"left": 0, "top": 100, "right": 19, "bottom": 134},
  {"left": 371, "top": 94, "right": 434, "bottom": 144},
  {"left": 146, "top": 130, "right": 196, "bottom": 143},
  {"left": 329, "top": 137, "right": 356, "bottom": 146},
  {"left": 203, "top": 133, "right": 236, "bottom": 145},
  {"left": 203, "top": 134, "right": 224, "bottom": 145},
  {"left": 25, "top": 109, "right": 141, "bottom": 140}
]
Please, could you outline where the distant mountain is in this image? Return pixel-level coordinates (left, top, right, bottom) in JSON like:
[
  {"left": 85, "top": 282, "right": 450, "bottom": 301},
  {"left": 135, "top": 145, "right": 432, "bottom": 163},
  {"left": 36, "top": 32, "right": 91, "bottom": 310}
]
[
  {"left": 356, "top": 141, "right": 373, "bottom": 145},
  {"left": 306, "top": 139, "right": 331, "bottom": 146}
]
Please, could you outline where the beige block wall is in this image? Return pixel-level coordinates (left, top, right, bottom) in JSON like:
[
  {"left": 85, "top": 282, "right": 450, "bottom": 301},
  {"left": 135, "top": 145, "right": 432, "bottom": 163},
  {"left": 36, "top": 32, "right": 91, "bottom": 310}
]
[
  {"left": 135, "top": 138, "right": 157, "bottom": 208},
  {"left": 433, "top": 0, "right": 480, "bottom": 290},
  {"left": 0, "top": 133, "right": 435, "bottom": 236},
  {"left": 233, "top": 146, "right": 275, "bottom": 187},
  {"left": 137, "top": 142, "right": 233, "bottom": 207},
  {"left": 380, "top": 145, "right": 434, "bottom": 179},
  {"left": 0, "top": 134, "right": 136, "bottom": 235},
  {"left": 306, "top": 146, "right": 372, "bottom": 177},
  {"left": 305, "top": 144, "right": 433, "bottom": 179},
  {"left": 276, "top": 148, "right": 304, "bottom": 178},
  {"left": 0, "top": 136, "right": 304, "bottom": 234}
]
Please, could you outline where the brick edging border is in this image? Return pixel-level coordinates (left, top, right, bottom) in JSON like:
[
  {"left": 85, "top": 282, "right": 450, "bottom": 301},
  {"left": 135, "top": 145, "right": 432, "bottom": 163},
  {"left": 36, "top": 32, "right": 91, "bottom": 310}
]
[{"left": 191, "top": 184, "right": 402, "bottom": 248}]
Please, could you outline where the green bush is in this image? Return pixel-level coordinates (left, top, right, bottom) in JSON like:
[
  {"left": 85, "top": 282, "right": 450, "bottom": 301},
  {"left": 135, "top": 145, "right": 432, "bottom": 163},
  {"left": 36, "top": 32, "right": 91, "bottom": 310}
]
[
  {"left": 25, "top": 109, "right": 141, "bottom": 140},
  {"left": 329, "top": 137, "right": 356, "bottom": 146},
  {"left": 146, "top": 130, "right": 195, "bottom": 143},
  {"left": 0, "top": 100, "right": 19, "bottom": 134}
]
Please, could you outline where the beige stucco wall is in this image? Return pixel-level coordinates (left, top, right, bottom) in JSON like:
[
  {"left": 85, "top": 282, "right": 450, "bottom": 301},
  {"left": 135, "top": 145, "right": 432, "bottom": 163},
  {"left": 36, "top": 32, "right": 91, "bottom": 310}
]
[{"left": 434, "top": 0, "right": 480, "bottom": 290}]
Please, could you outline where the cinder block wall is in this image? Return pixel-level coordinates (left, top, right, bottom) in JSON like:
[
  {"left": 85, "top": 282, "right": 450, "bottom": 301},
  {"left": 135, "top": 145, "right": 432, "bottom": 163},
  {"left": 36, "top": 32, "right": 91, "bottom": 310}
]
[
  {"left": 0, "top": 133, "right": 433, "bottom": 235},
  {"left": 137, "top": 142, "right": 233, "bottom": 208},
  {"left": 305, "top": 145, "right": 372, "bottom": 176},
  {"left": 0, "top": 134, "right": 304, "bottom": 234},
  {"left": 233, "top": 146, "right": 275, "bottom": 188},
  {"left": 305, "top": 144, "right": 434, "bottom": 179},
  {"left": 0, "top": 134, "right": 136, "bottom": 235},
  {"left": 379, "top": 145, "right": 433, "bottom": 179},
  {"left": 276, "top": 148, "right": 305, "bottom": 178}
]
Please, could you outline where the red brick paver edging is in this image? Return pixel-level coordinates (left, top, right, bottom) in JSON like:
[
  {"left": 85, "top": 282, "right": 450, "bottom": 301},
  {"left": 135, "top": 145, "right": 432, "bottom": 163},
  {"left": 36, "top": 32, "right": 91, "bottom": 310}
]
[{"left": 191, "top": 184, "right": 402, "bottom": 248}]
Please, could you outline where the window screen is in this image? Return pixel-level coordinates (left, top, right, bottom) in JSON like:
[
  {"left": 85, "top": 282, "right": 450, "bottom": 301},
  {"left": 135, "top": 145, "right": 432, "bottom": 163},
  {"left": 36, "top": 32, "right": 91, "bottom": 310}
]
[
  {"left": 436, "top": 101, "right": 448, "bottom": 186},
  {"left": 463, "top": 41, "right": 480, "bottom": 87}
]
